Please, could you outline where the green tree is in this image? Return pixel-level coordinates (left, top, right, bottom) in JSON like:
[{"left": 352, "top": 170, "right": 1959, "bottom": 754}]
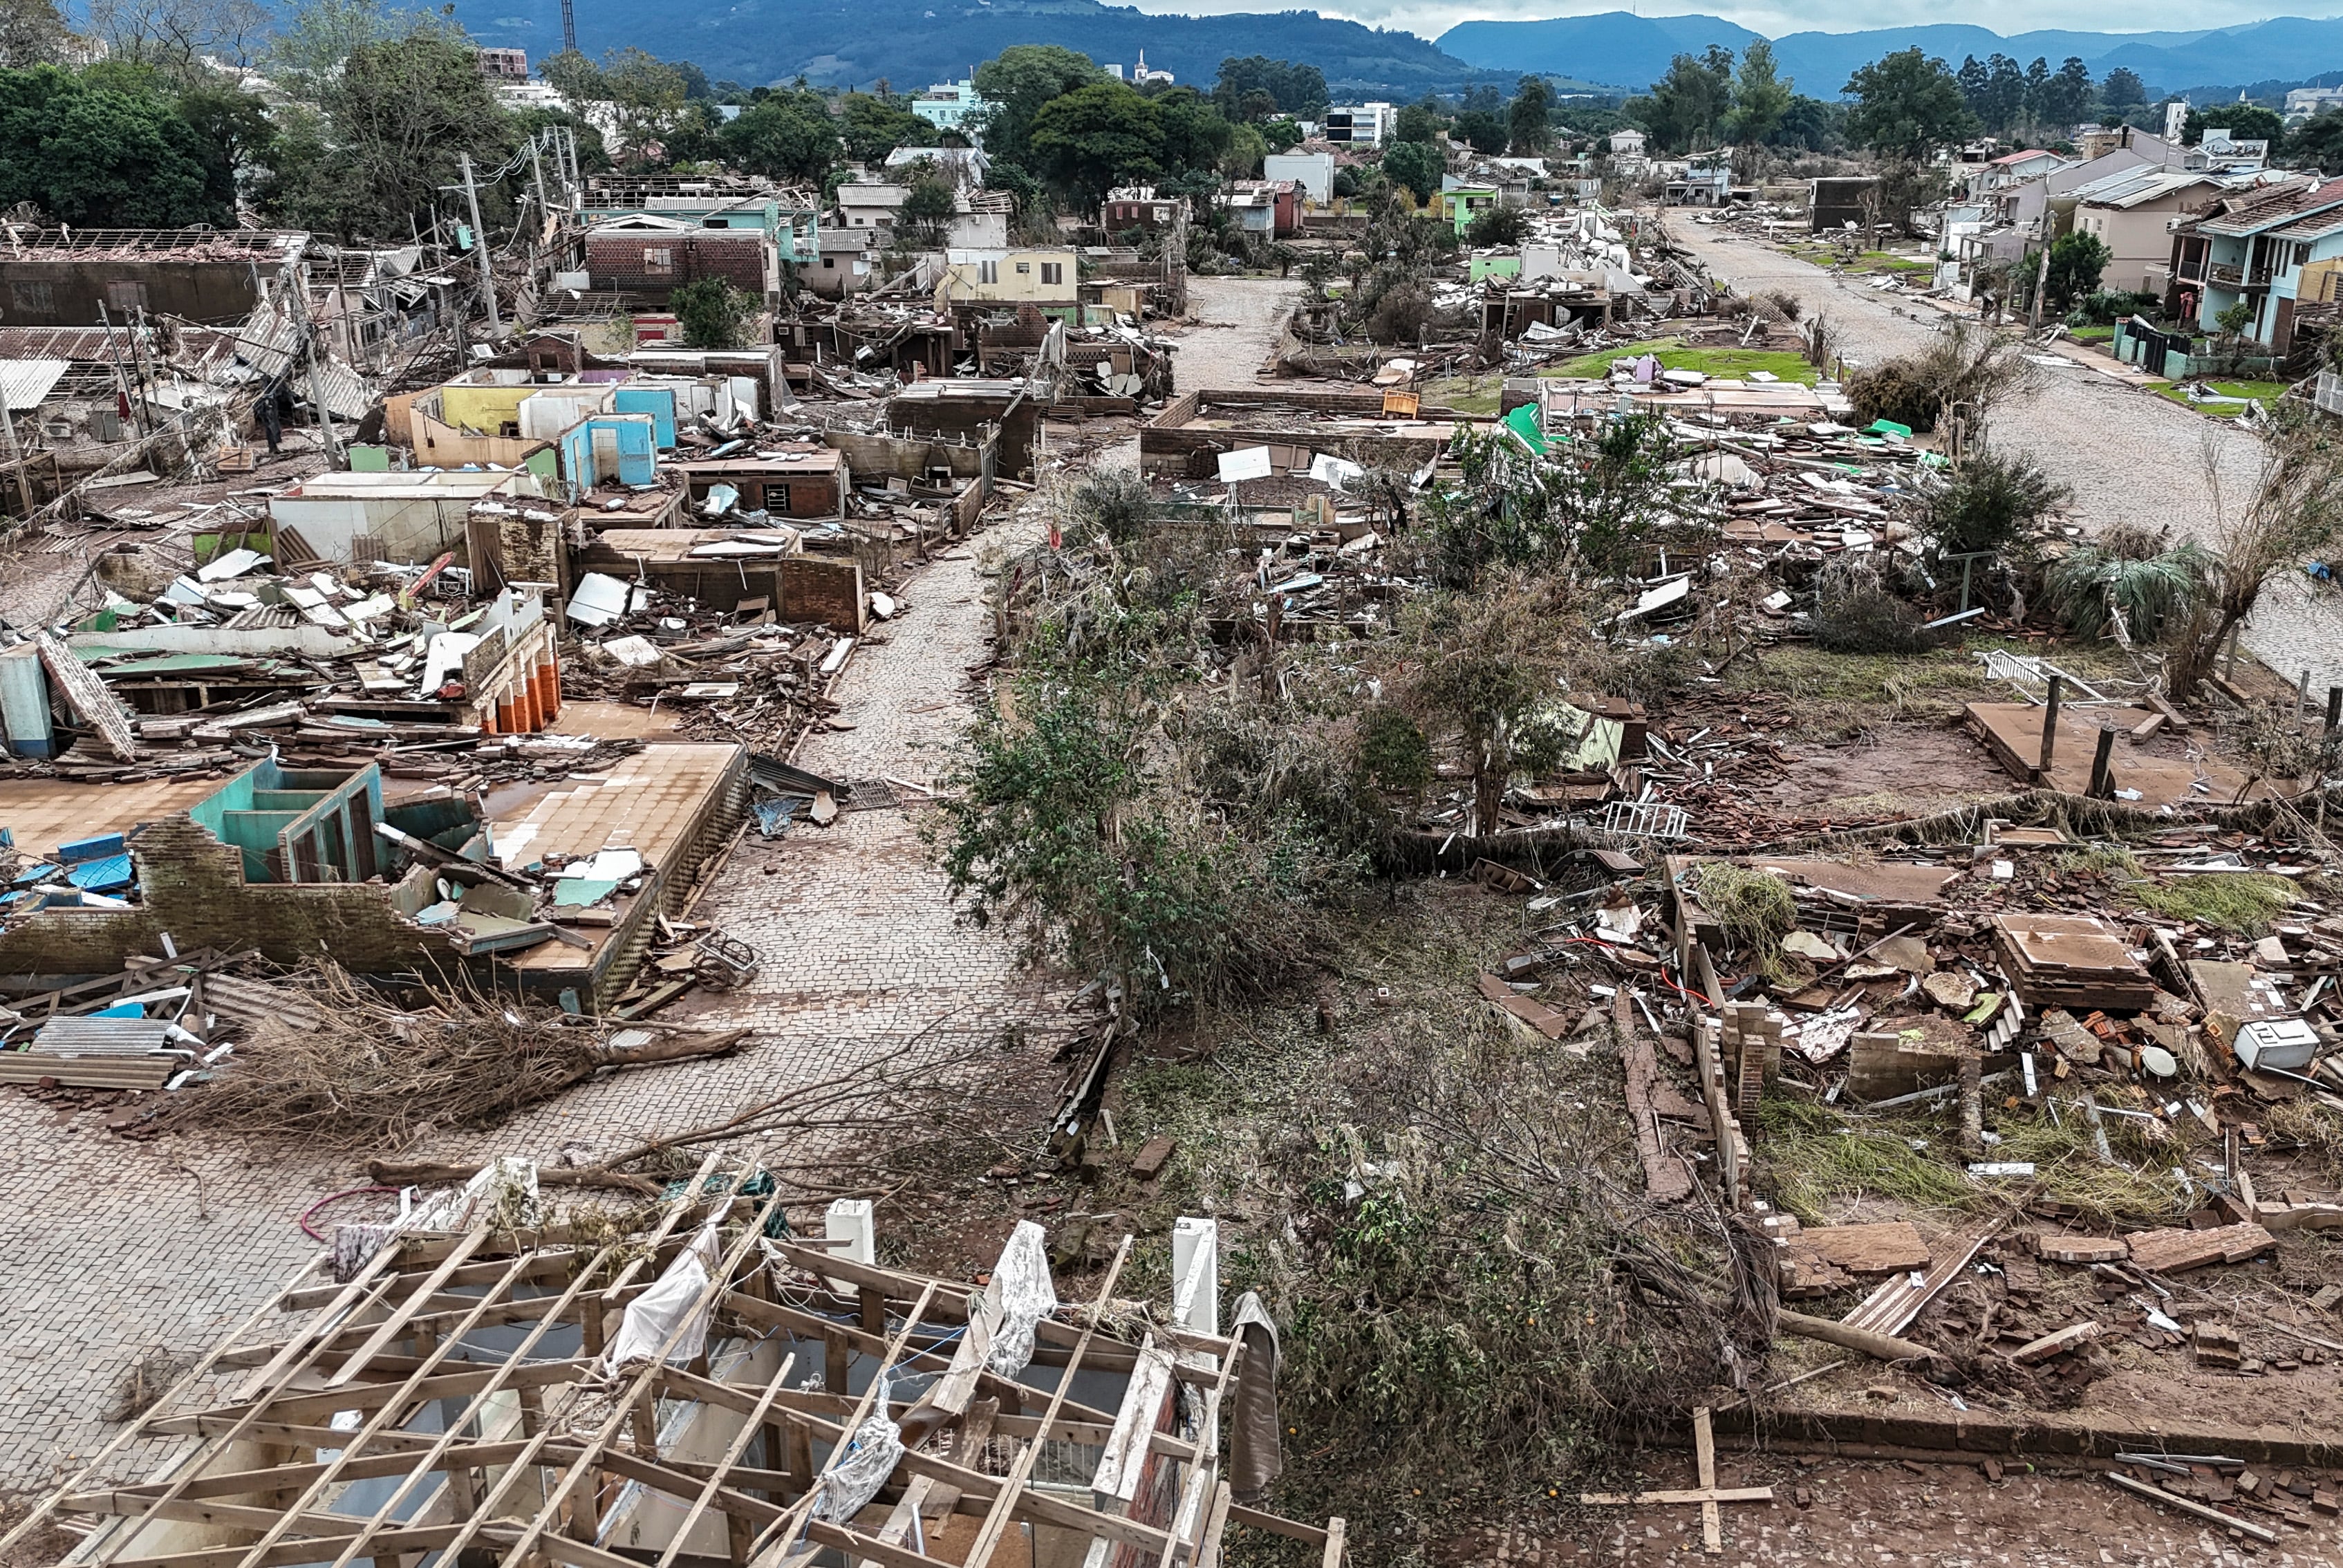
[
  {"left": 719, "top": 91, "right": 841, "bottom": 185},
  {"left": 672, "top": 277, "right": 749, "bottom": 348},
  {"left": 598, "top": 46, "right": 689, "bottom": 165},
  {"left": 0, "top": 62, "right": 220, "bottom": 224},
  {"left": 899, "top": 170, "right": 958, "bottom": 242},
  {"left": 176, "top": 77, "right": 273, "bottom": 214},
  {"left": 1452, "top": 106, "right": 1505, "bottom": 153},
  {"left": 1635, "top": 47, "right": 1733, "bottom": 153},
  {"left": 1221, "top": 118, "right": 1267, "bottom": 180},
  {"left": 1211, "top": 55, "right": 1327, "bottom": 120},
  {"left": 1773, "top": 94, "right": 1837, "bottom": 151},
  {"left": 1395, "top": 97, "right": 1441, "bottom": 143},
  {"left": 2023, "top": 56, "right": 2051, "bottom": 127},
  {"left": 2183, "top": 103, "right": 2285, "bottom": 148},
  {"left": 1381, "top": 138, "right": 1444, "bottom": 204},
  {"left": 839, "top": 90, "right": 935, "bottom": 162},
  {"left": 268, "top": 0, "right": 454, "bottom": 93},
  {"left": 1981, "top": 53, "right": 2024, "bottom": 133},
  {"left": 1507, "top": 73, "right": 1553, "bottom": 154},
  {"left": 1262, "top": 115, "right": 1303, "bottom": 152},
  {"left": 1844, "top": 48, "right": 1973, "bottom": 159},
  {"left": 1465, "top": 204, "right": 1531, "bottom": 246},
  {"left": 2046, "top": 230, "right": 2111, "bottom": 306},
  {"left": 2290, "top": 108, "right": 2343, "bottom": 171},
  {"left": 1150, "top": 85, "right": 1233, "bottom": 175},
  {"left": 2100, "top": 66, "right": 2147, "bottom": 110},
  {"left": 1029, "top": 80, "right": 1164, "bottom": 209},
  {"left": 538, "top": 46, "right": 603, "bottom": 102},
  {"left": 0, "top": 0, "right": 70, "bottom": 66},
  {"left": 2041, "top": 55, "right": 2092, "bottom": 126},
  {"left": 1724, "top": 38, "right": 1791, "bottom": 148},
  {"left": 261, "top": 30, "right": 510, "bottom": 239},
  {"left": 973, "top": 44, "right": 1103, "bottom": 166},
  {"left": 1955, "top": 54, "right": 1988, "bottom": 118}
]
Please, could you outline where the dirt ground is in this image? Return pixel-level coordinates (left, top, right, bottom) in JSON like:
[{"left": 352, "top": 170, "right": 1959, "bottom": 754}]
[{"left": 1467, "top": 1454, "right": 2343, "bottom": 1565}]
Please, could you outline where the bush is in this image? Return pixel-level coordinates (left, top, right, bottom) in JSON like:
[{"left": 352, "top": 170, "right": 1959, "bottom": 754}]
[
  {"left": 1845, "top": 321, "right": 2030, "bottom": 433},
  {"left": 1809, "top": 577, "right": 1934, "bottom": 654},
  {"left": 1464, "top": 205, "right": 1531, "bottom": 247},
  {"left": 1925, "top": 447, "right": 2069, "bottom": 559},
  {"left": 2073, "top": 288, "right": 2160, "bottom": 326}
]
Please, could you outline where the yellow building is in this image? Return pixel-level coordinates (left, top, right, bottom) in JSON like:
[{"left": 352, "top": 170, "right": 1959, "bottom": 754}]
[{"left": 937, "top": 248, "right": 1081, "bottom": 316}]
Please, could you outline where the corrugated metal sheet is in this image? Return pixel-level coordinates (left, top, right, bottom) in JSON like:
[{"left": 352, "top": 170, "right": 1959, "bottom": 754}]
[
  {"left": 30, "top": 1017, "right": 176, "bottom": 1055},
  {"left": 0, "top": 359, "right": 70, "bottom": 411}
]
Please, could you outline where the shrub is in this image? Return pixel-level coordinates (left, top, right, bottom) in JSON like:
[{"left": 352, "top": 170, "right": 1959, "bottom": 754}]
[
  {"left": 1845, "top": 321, "right": 2031, "bottom": 433},
  {"left": 1925, "top": 446, "right": 2069, "bottom": 559},
  {"left": 1809, "top": 583, "right": 1933, "bottom": 654},
  {"left": 1464, "top": 205, "right": 1531, "bottom": 247},
  {"left": 2044, "top": 527, "right": 2210, "bottom": 644}
]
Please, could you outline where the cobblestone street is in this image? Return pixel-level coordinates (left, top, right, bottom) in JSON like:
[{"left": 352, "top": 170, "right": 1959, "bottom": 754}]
[{"left": 1668, "top": 223, "right": 2343, "bottom": 697}]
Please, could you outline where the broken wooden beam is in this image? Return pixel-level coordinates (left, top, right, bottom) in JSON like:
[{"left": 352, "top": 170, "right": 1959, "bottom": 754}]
[{"left": 1777, "top": 1309, "right": 1943, "bottom": 1365}]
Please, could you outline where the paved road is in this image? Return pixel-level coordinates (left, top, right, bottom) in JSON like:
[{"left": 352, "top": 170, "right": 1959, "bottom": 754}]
[{"left": 1669, "top": 223, "right": 2343, "bottom": 698}]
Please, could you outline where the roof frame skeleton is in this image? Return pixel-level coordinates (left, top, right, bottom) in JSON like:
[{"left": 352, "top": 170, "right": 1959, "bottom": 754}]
[{"left": 13, "top": 1157, "right": 1346, "bottom": 1568}]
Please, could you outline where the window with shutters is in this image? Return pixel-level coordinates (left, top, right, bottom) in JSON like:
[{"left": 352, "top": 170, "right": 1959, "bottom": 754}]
[
  {"left": 642, "top": 248, "right": 674, "bottom": 274},
  {"left": 8, "top": 281, "right": 53, "bottom": 312},
  {"left": 1015, "top": 261, "right": 1030, "bottom": 274},
  {"left": 1040, "top": 262, "right": 1063, "bottom": 286},
  {"left": 978, "top": 260, "right": 998, "bottom": 284},
  {"left": 104, "top": 280, "right": 148, "bottom": 311}
]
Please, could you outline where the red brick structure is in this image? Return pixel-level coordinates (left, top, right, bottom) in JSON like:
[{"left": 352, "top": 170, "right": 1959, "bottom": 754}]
[{"left": 582, "top": 218, "right": 778, "bottom": 298}]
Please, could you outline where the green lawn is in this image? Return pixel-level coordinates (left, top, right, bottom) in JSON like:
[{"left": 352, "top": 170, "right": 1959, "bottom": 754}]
[
  {"left": 1544, "top": 337, "right": 1820, "bottom": 385},
  {"left": 2066, "top": 324, "right": 2116, "bottom": 344},
  {"left": 2155, "top": 378, "right": 2290, "bottom": 418},
  {"left": 1418, "top": 373, "right": 1503, "bottom": 415}
]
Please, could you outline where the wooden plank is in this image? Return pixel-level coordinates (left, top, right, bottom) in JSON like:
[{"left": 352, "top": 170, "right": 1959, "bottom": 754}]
[
  {"left": 1781, "top": 1222, "right": 1930, "bottom": 1276},
  {"left": 1578, "top": 1487, "right": 1777, "bottom": 1506},
  {"left": 959, "top": 1239, "right": 1133, "bottom": 1568},
  {"left": 2104, "top": 1471, "right": 2277, "bottom": 1543},
  {"left": 1695, "top": 1406, "right": 1721, "bottom": 1553},
  {"left": 1844, "top": 1215, "right": 2004, "bottom": 1338},
  {"left": 1623, "top": 1030, "right": 1694, "bottom": 1203},
  {"left": 324, "top": 1224, "right": 491, "bottom": 1388},
  {"left": 653, "top": 1350, "right": 799, "bottom": 1568}
]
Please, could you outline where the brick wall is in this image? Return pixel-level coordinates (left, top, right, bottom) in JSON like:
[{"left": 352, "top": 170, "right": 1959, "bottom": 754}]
[
  {"left": 0, "top": 815, "right": 455, "bottom": 984},
  {"left": 584, "top": 232, "right": 772, "bottom": 295}
]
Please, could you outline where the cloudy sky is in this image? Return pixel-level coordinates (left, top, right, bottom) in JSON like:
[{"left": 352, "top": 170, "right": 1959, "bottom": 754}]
[{"left": 1116, "top": 0, "right": 2316, "bottom": 44}]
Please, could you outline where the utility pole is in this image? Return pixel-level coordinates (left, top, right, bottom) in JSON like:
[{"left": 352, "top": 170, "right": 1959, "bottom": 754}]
[
  {"left": 2028, "top": 230, "right": 2052, "bottom": 334},
  {"left": 93, "top": 303, "right": 147, "bottom": 439},
  {"left": 0, "top": 391, "right": 34, "bottom": 521},
  {"left": 293, "top": 263, "right": 344, "bottom": 465},
  {"left": 529, "top": 131, "right": 550, "bottom": 236},
  {"left": 457, "top": 151, "right": 503, "bottom": 338}
]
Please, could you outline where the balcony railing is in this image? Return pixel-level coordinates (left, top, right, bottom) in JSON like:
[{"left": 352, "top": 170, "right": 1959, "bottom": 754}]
[{"left": 2207, "top": 261, "right": 2246, "bottom": 286}]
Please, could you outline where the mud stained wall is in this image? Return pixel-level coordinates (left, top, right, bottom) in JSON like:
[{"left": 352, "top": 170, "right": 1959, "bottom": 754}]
[{"left": 0, "top": 814, "right": 451, "bottom": 985}]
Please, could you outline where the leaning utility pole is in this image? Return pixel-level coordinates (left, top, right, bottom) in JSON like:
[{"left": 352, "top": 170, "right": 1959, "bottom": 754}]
[
  {"left": 2027, "top": 227, "right": 2052, "bottom": 334},
  {"left": 457, "top": 152, "right": 503, "bottom": 338},
  {"left": 292, "top": 262, "right": 343, "bottom": 465},
  {"left": 0, "top": 391, "right": 34, "bottom": 521}
]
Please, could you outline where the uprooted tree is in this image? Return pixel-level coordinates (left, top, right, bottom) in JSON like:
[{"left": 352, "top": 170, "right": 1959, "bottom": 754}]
[{"left": 2163, "top": 411, "right": 2343, "bottom": 700}]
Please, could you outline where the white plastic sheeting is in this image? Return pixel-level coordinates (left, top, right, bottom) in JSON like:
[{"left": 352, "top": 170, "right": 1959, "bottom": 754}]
[
  {"left": 982, "top": 1220, "right": 1058, "bottom": 1378},
  {"left": 601, "top": 1223, "right": 722, "bottom": 1374},
  {"left": 810, "top": 1371, "right": 905, "bottom": 1526}
]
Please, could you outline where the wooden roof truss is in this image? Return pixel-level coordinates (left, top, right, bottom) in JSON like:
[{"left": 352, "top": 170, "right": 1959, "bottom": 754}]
[{"left": 9, "top": 1156, "right": 1345, "bottom": 1568}]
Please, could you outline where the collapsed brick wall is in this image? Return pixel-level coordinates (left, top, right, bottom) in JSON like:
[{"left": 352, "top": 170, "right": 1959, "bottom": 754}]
[{"left": 0, "top": 814, "right": 454, "bottom": 984}]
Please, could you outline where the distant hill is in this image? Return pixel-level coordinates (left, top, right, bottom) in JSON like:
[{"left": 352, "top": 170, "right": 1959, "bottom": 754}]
[
  {"left": 459, "top": 0, "right": 1504, "bottom": 98},
  {"left": 1434, "top": 10, "right": 2343, "bottom": 97}
]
